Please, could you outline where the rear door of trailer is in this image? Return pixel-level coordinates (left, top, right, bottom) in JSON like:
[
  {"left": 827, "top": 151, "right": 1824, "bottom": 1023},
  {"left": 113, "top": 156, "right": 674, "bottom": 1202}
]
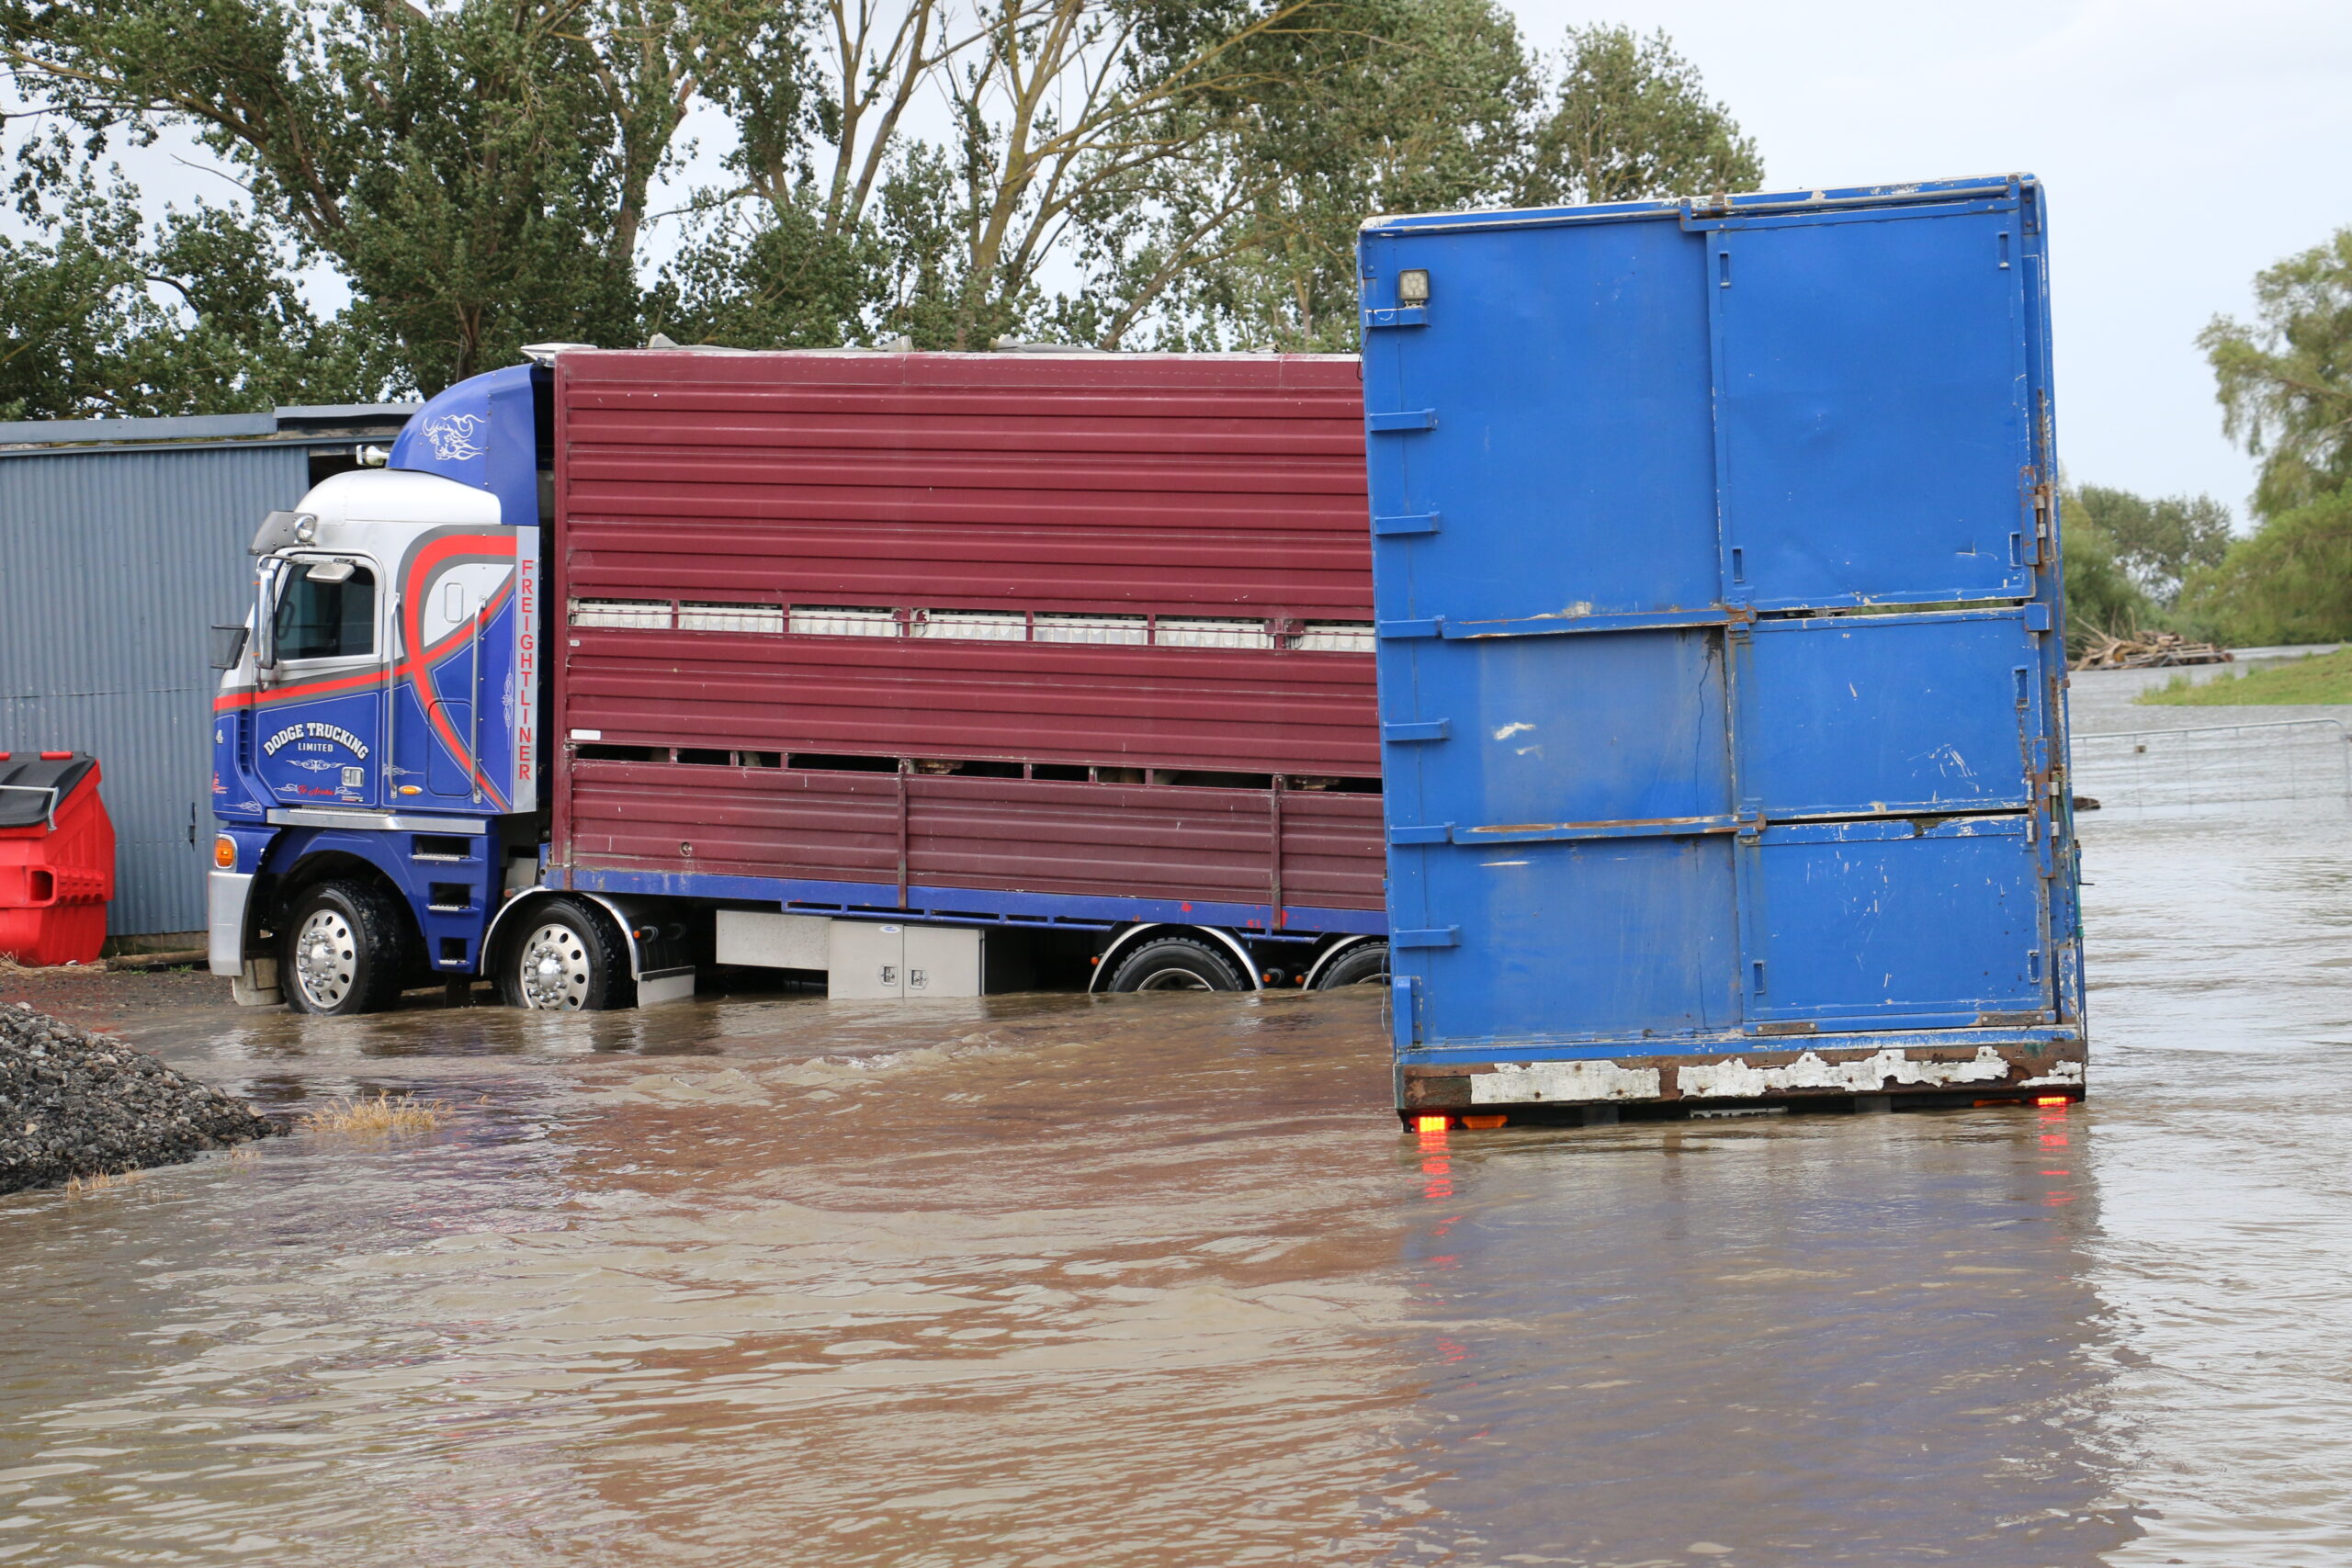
[{"left": 1358, "top": 177, "right": 2079, "bottom": 1062}]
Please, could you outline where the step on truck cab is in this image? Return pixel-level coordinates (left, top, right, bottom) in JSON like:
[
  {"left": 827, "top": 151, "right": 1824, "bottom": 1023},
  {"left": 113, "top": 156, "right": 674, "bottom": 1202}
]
[{"left": 209, "top": 349, "right": 1392, "bottom": 1011}]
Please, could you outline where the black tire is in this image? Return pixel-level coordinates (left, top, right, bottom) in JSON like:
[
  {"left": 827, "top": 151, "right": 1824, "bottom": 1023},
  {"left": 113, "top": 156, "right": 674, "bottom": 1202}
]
[
  {"left": 281, "top": 879, "right": 414, "bottom": 1016},
  {"left": 1104, "top": 935, "right": 1248, "bottom": 993},
  {"left": 496, "top": 897, "right": 636, "bottom": 1010},
  {"left": 1313, "top": 940, "right": 1389, "bottom": 989}
]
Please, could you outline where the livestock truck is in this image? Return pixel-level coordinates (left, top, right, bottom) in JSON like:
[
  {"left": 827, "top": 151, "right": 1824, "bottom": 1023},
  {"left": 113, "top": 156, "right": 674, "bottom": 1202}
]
[{"left": 208, "top": 349, "right": 1392, "bottom": 1012}]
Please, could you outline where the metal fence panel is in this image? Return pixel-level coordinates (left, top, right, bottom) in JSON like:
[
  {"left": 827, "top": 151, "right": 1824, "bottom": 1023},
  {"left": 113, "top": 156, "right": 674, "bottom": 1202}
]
[{"left": 2072, "top": 720, "right": 2352, "bottom": 812}]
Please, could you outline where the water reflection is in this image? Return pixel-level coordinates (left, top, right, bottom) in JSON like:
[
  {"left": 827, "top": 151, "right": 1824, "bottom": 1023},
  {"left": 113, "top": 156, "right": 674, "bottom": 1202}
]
[{"left": 1385, "top": 1108, "right": 2129, "bottom": 1565}]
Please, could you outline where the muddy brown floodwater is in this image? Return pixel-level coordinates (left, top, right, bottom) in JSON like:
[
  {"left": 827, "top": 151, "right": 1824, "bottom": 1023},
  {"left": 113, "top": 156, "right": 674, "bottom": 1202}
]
[{"left": 4, "top": 682, "right": 2350, "bottom": 1566}]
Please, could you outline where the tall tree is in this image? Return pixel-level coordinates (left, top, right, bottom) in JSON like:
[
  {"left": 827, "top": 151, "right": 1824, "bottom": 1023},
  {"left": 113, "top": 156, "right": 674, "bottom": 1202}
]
[
  {"left": 8, "top": 0, "right": 1769, "bottom": 377},
  {"left": 2199, "top": 226, "right": 2352, "bottom": 521},
  {"left": 2065, "top": 484, "right": 2233, "bottom": 607},
  {"left": 2058, "top": 505, "right": 2152, "bottom": 651},
  {"left": 1086, "top": 0, "right": 1532, "bottom": 352},
  {"left": 2174, "top": 487, "right": 2352, "bottom": 649},
  {"left": 675, "top": 0, "right": 1349, "bottom": 351},
  {"left": 1117, "top": 8, "right": 1762, "bottom": 352},
  {"left": 2173, "top": 227, "right": 2352, "bottom": 645},
  {"left": 0, "top": 176, "right": 373, "bottom": 418},
  {"left": 1516, "top": 25, "right": 1760, "bottom": 208},
  {"left": 4, "top": 0, "right": 763, "bottom": 389}
]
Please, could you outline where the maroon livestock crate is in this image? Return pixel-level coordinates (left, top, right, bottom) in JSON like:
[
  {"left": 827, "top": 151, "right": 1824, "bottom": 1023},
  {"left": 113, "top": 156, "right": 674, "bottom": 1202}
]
[{"left": 547, "top": 350, "right": 1381, "bottom": 932}]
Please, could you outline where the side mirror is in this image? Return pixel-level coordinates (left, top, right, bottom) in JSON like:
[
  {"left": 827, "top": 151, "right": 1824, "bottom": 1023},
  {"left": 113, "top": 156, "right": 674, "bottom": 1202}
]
[{"left": 208, "top": 625, "right": 250, "bottom": 672}]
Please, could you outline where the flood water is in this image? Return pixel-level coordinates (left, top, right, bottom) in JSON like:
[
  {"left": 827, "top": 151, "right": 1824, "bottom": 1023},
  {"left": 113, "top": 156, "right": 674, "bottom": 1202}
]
[{"left": 5, "top": 677, "right": 2350, "bottom": 1565}]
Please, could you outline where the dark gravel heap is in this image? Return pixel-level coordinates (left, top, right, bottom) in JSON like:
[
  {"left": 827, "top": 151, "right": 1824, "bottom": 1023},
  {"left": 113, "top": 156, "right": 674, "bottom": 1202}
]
[{"left": 0, "top": 1000, "right": 276, "bottom": 1194}]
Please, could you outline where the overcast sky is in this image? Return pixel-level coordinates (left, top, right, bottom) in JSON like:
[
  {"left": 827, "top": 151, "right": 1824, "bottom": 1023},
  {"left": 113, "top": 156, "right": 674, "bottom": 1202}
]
[{"left": 1503, "top": 0, "right": 2352, "bottom": 521}]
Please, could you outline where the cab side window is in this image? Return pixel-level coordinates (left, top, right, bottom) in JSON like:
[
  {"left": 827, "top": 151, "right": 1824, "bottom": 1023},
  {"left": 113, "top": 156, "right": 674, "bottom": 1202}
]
[{"left": 273, "top": 563, "right": 377, "bottom": 660}]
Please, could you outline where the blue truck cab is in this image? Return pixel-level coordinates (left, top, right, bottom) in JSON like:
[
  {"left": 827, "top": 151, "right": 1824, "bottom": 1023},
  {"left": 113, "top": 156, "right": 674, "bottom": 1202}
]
[{"left": 209, "top": 364, "right": 554, "bottom": 1010}]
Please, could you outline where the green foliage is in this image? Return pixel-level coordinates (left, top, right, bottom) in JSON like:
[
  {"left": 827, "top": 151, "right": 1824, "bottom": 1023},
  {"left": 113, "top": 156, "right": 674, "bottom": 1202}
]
[
  {"left": 1518, "top": 26, "right": 1761, "bottom": 207},
  {"left": 1079, "top": 0, "right": 1536, "bottom": 352},
  {"left": 2064, "top": 483, "right": 2233, "bottom": 606},
  {"left": 4, "top": 0, "right": 1765, "bottom": 381},
  {"left": 2174, "top": 483, "right": 2352, "bottom": 648},
  {"left": 2057, "top": 502, "right": 2154, "bottom": 653},
  {"left": 2199, "top": 226, "right": 2352, "bottom": 521},
  {"left": 2161, "top": 231, "right": 2352, "bottom": 647},
  {"left": 0, "top": 178, "right": 375, "bottom": 418},
  {"left": 2137, "top": 647, "right": 2352, "bottom": 707},
  {"left": 4, "top": 0, "right": 742, "bottom": 388},
  {"left": 646, "top": 201, "right": 874, "bottom": 349},
  {"left": 1058, "top": 4, "right": 1761, "bottom": 352}
]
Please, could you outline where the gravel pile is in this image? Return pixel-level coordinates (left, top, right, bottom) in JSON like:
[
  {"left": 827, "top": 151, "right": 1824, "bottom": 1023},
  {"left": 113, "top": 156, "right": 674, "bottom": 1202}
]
[{"left": 0, "top": 1001, "right": 276, "bottom": 1194}]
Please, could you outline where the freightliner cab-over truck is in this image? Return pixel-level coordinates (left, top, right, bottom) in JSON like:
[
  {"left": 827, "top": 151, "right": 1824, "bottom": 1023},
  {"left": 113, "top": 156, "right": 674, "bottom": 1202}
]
[{"left": 209, "top": 348, "right": 1390, "bottom": 1012}]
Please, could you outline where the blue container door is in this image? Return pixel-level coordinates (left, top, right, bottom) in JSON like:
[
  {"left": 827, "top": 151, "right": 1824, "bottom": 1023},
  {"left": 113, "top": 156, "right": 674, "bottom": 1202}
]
[
  {"left": 1359, "top": 217, "right": 1721, "bottom": 628},
  {"left": 1381, "top": 627, "right": 1741, "bottom": 1047},
  {"left": 1363, "top": 179, "right": 2064, "bottom": 1056},
  {"left": 1704, "top": 202, "right": 2038, "bottom": 611},
  {"left": 1732, "top": 610, "right": 2050, "bottom": 821},
  {"left": 1736, "top": 818, "right": 2052, "bottom": 1030}
]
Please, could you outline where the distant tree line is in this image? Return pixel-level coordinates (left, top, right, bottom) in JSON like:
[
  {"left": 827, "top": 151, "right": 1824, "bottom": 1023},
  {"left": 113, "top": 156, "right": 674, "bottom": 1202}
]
[
  {"left": 0, "top": 0, "right": 1759, "bottom": 414},
  {"left": 2069, "top": 226, "right": 2352, "bottom": 651}
]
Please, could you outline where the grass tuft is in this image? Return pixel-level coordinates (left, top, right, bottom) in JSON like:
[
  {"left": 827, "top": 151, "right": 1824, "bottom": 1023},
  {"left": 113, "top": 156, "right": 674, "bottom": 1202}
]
[
  {"left": 2137, "top": 647, "right": 2352, "bottom": 706},
  {"left": 297, "top": 1091, "right": 451, "bottom": 1135},
  {"left": 64, "top": 1168, "right": 144, "bottom": 1196}
]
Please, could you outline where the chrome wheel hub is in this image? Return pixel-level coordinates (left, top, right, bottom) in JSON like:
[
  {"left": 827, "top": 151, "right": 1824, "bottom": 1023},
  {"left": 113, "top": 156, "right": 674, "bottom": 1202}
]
[
  {"left": 516, "top": 923, "right": 592, "bottom": 1010},
  {"left": 293, "top": 908, "right": 356, "bottom": 1010},
  {"left": 1136, "top": 969, "right": 1214, "bottom": 991}
]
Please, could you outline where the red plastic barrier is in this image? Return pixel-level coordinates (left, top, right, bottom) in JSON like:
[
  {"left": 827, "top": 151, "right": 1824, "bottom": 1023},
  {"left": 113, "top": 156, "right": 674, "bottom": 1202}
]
[{"left": 0, "top": 752, "right": 116, "bottom": 965}]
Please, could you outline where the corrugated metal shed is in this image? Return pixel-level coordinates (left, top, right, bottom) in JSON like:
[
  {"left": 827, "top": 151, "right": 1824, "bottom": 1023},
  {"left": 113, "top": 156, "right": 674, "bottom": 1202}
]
[{"left": 0, "top": 406, "right": 413, "bottom": 936}]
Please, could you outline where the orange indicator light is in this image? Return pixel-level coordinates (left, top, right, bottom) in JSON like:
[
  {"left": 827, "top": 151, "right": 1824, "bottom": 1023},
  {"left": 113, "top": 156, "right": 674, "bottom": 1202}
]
[
  {"left": 2035, "top": 1096, "right": 2070, "bottom": 1107},
  {"left": 1460, "top": 1114, "right": 1507, "bottom": 1130},
  {"left": 213, "top": 835, "right": 236, "bottom": 869},
  {"left": 1414, "top": 1115, "right": 1449, "bottom": 1134}
]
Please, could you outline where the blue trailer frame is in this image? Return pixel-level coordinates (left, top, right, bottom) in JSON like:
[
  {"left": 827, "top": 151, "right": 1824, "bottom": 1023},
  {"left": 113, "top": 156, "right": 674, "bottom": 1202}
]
[{"left": 1357, "top": 175, "right": 2085, "bottom": 1116}]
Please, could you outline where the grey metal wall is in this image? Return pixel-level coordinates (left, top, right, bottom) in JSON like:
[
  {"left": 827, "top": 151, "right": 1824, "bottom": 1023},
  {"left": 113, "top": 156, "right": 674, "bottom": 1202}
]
[{"left": 1, "top": 445, "right": 311, "bottom": 934}]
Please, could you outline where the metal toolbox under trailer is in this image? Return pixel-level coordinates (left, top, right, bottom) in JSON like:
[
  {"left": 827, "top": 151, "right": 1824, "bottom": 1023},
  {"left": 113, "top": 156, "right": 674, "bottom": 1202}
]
[
  {"left": 715, "top": 908, "right": 1028, "bottom": 998},
  {"left": 1356, "top": 175, "right": 2086, "bottom": 1117}
]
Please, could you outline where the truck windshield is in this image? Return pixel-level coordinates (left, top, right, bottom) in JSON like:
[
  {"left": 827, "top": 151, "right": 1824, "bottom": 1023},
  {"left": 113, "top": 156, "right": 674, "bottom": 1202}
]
[{"left": 272, "top": 561, "right": 377, "bottom": 660}]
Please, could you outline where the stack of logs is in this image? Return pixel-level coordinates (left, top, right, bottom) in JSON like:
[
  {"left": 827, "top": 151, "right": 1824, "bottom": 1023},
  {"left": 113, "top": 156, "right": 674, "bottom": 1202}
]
[{"left": 2071, "top": 630, "right": 2234, "bottom": 671}]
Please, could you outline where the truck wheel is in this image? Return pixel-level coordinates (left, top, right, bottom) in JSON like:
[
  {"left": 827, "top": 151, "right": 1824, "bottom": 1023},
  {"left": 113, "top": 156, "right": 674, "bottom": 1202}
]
[
  {"left": 1314, "top": 940, "right": 1389, "bottom": 989},
  {"left": 1105, "top": 936, "right": 1246, "bottom": 992},
  {"left": 498, "top": 898, "right": 635, "bottom": 1010},
  {"left": 282, "top": 880, "right": 413, "bottom": 1016}
]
